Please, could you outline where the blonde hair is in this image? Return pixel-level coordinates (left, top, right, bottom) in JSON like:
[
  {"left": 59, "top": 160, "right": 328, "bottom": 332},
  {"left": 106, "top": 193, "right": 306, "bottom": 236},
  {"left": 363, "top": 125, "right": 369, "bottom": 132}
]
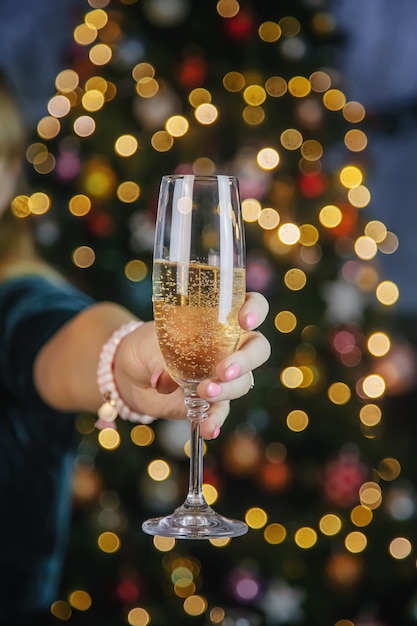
[{"left": 0, "top": 71, "right": 34, "bottom": 267}]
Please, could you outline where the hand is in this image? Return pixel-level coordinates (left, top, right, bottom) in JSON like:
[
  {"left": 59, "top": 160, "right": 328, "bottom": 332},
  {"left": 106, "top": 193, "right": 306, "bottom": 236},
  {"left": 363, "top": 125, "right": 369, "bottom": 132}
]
[{"left": 115, "top": 292, "right": 271, "bottom": 438}]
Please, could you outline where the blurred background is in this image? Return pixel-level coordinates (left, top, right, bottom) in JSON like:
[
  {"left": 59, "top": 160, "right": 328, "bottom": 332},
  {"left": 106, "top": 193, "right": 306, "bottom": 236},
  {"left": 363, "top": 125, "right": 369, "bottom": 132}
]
[{"left": 2, "top": 0, "right": 417, "bottom": 624}]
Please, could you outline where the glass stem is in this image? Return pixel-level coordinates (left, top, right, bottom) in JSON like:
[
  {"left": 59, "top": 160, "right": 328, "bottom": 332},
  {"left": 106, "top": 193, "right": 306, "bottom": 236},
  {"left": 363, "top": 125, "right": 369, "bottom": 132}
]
[{"left": 184, "top": 388, "right": 210, "bottom": 508}]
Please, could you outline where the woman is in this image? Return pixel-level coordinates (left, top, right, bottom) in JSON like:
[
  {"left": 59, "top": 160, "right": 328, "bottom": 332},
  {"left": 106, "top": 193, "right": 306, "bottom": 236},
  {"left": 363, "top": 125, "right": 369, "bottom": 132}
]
[{"left": 0, "top": 72, "right": 270, "bottom": 623}]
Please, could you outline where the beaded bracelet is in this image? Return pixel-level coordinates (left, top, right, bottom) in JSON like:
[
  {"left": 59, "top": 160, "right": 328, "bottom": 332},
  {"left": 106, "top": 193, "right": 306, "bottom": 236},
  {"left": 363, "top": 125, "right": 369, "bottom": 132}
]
[{"left": 96, "top": 320, "right": 155, "bottom": 429}]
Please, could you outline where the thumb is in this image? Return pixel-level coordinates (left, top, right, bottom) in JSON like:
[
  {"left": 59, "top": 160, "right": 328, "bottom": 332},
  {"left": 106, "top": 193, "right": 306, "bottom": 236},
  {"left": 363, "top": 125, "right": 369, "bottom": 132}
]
[{"left": 150, "top": 368, "right": 179, "bottom": 394}]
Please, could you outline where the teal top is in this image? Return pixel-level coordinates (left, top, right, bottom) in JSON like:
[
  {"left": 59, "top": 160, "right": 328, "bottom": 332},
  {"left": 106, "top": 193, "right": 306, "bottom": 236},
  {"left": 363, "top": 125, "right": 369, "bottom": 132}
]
[{"left": 0, "top": 274, "right": 93, "bottom": 623}]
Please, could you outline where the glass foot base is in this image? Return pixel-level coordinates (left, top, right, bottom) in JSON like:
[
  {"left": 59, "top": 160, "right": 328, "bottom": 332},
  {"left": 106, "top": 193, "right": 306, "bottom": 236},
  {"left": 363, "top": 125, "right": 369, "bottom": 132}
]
[{"left": 142, "top": 505, "right": 248, "bottom": 539}]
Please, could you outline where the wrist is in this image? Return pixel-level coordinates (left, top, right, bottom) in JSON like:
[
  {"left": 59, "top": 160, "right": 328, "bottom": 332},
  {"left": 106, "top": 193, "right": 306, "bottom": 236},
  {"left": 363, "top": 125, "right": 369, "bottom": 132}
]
[{"left": 96, "top": 320, "right": 155, "bottom": 429}]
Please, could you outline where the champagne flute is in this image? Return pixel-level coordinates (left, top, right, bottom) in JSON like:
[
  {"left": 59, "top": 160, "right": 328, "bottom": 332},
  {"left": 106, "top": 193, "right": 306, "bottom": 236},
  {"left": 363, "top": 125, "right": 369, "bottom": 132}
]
[{"left": 142, "top": 174, "right": 248, "bottom": 539}]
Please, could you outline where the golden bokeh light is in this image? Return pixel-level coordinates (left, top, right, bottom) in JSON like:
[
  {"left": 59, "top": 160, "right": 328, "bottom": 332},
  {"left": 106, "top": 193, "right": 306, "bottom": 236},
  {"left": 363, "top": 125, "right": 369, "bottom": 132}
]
[
  {"left": 98, "top": 531, "right": 120, "bottom": 553},
  {"left": 153, "top": 536, "right": 176, "bottom": 552},
  {"left": 294, "top": 526, "right": 317, "bottom": 549},
  {"left": 350, "top": 505, "right": 373, "bottom": 527},
  {"left": 280, "top": 128, "right": 303, "bottom": 150},
  {"left": 242, "top": 198, "right": 262, "bottom": 222},
  {"left": 85, "top": 8, "right": 109, "bottom": 29},
  {"left": 130, "top": 424, "right": 154, "bottom": 446},
  {"left": 275, "top": 310, "right": 297, "bottom": 333},
  {"left": 389, "top": 537, "right": 412, "bottom": 560},
  {"left": 278, "top": 223, "right": 300, "bottom": 244},
  {"left": 216, "top": 0, "right": 240, "bottom": 18},
  {"left": 378, "top": 231, "right": 399, "bottom": 254},
  {"left": 73, "top": 115, "right": 96, "bottom": 137},
  {"left": 300, "top": 139, "right": 323, "bottom": 161},
  {"left": 309, "top": 70, "right": 331, "bottom": 92},
  {"left": 147, "top": 459, "right": 170, "bottom": 481},
  {"left": 323, "top": 88, "right": 346, "bottom": 111},
  {"left": 114, "top": 134, "right": 138, "bottom": 157},
  {"left": 127, "top": 607, "right": 151, "bottom": 626},
  {"left": 378, "top": 457, "right": 401, "bottom": 481},
  {"left": 365, "top": 220, "right": 387, "bottom": 243},
  {"left": 359, "top": 403, "right": 382, "bottom": 427},
  {"left": 223, "top": 71, "right": 245, "bottom": 92},
  {"left": 209, "top": 537, "right": 231, "bottom": 547},
  {"left": 319, "top": 513, "right": 342, "bottom": 536},
  {"left": 345, "top": 531, "right": 367, "bottom": 553},
  {"left": 354, "top": 236, "right": 378, "bottom": 260},
  {"left": 125, "top": 259, "right": 147, "bottom": 282},
  {"left": 286, "top": 409, "right": 309, "bottom": 432},
  {"left": 245, "top": 507, "right": 268, "bottom": 529},
  {"left": 117, "top": 181, "right": 140, "bottom": 203},
  {"left": 348, "top": 185, "right": 371, "bottom": 208},
  {"left": 89, "top": 43, "right": 112, "bottom": 65},
  {"left": 189, "top": 87, "right": 211, "bottom": 107},
  {"left": 72, "top": 245, "right": 96, "bottom": 268},
  {"left": 51, "top": 601, "right": 72, "bottom": 621},
  {"left": 151, "top": 130, "right": 174, "bottom": 152},
  {"left": 82, "top": 89, "right": 105, "bottom": 112},
  {"left": 264, "top": 523, "right": 287, "bottom": 544},
  {"left": 98, "top": 427, "right": 121, "bottom": 450},
  {"left": 259, "top": 21, "right": 281, "bottom": 42},
  {"left": 132, "top": 62, "right": 155, "bottom": 81},
  {"left": 37, "top": 116, "right": 61, "bottom": 140},
  {"left": 136, "top": 76, "right": 159, "bottom": 98},
  {"left": 194, "top": 103, "right": 218, "bottom": 125},
  {"left": 258, "top": 207, "right": 280, "bottom": 230},
  {"left": 299, "top": 223, "right": 319, "bottom": 245},
  {"left": 344, "top": 129, "right": 368, "bottom": 152},
  {"left": 288, "top": 76, "right": 311, "bottom": 98},
  {"left": 243, "top": 84, "right": 267, "bottom": 106},
  {"left": 210, "top": 607, "right": 226, "bottom": 624},
  {"left": 281, "top": 366, "right": 304, "bottom": 389},
  {"left": 284, "top": 268, "right": 306, "bottom": 290},
  {"left": 55, "top": 69, "right": 80, "bottom": 93},
  {"left": 165, "top": 115, "right": 189, "bottom": 137},
  {"left": 362, "top": 374, "right": 386, "bottom": 399},
  {"left": 339, "top": 165, "right": 363, "bottom": 188},
  {"left": 359, "top": 481, "right": 382, "bottom": 509},
  {"left": 202, "top": 483, "right": 218, "bottom": 505},
  {"left": 279, "top": 15, "right": 301, "bottom": 37},
  {"left": 343, "top": 100, "right": 366, "bottom": 123},
  {"left": 68, "top": 589, "right": 92, "bottom": 611},
  {"left": 47, "top": 94, "right": 71, "bottom": 118},
  {"left": 265, "top": 75, "right": 287, "bottom": 97},
  {"left": 257, "top": 147, "right": 280, "bottom": 170},
  {"left": 367, "top": 331, "right": 390, "bottom": 357},
  {"left": 327, "top": 382, "right": 351, "bottom": 405},
  {"left": 28, "top": 192, "right": 51, "bottom": 215},
  {"left": 376, "top": 280, "right": 400, "bottom": 306},
  {"left": 74, "top": 22, "right": 97, "bottom": 45},
  {"left": 319, "top": 204, "right": 342, "bottom": 228},
  {"left": 183, "top": 595, "right": 208, "bottom": 616},
  {"left": 11, "top": 195, "right": 30, "bottom": 218},
  {"left": 242, "top": 105, "right": 265, "bottom": 125}
]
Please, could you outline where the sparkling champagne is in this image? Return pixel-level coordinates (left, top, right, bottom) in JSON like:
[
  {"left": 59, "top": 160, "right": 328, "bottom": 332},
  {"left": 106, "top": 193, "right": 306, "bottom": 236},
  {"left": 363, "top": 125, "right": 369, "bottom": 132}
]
[{"left": 153, "top": 260, "right": 246, "bottom": 383}]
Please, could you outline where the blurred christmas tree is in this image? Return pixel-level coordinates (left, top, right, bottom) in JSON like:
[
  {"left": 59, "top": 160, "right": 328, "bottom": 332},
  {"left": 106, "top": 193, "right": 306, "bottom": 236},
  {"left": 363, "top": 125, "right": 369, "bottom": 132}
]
[{"left": 17, "top": 0, "right": 417, "bottom": 624}]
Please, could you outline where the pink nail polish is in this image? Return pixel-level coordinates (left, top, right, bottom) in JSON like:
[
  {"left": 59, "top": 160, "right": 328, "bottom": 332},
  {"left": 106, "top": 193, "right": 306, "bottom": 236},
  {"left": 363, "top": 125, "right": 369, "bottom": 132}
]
[
  {"left": 207, "top": 382, "right": 222, "bottom": 397},
  {"left": 225, "top": 363, "right": 241, "bottom": 381},
  {"left": 150, "top": 369, "right": 164, "bottom": 389},
  {"left": 212, "top": 426, "right": 221, "bottom": 439},
  {"left": 245, "top": 312, "right": 258, "bottom": 329}
]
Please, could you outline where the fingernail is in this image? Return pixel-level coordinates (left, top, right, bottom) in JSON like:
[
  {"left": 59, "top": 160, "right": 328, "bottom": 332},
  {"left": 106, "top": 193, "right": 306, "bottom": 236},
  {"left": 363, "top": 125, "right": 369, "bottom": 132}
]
[
  {"left": 245, "top": 312, "right": 258, "bottom": 329},
  {"left": 150, "top": 368, "right": 164, "bottom": 389},
  {"left": 207, "top": 382, "right": 222, "bottom": 397},
  {"left": 225, "top": 363, "right": 241, "bottom": 381},
  {"left": 212, "top": 426, "right": 221, "bottom": 439}
]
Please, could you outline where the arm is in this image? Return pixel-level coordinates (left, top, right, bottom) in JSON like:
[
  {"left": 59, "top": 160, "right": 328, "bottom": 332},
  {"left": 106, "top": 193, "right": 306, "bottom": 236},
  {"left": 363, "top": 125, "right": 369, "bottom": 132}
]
[{"left": 34, "top": 293, "right": 271, "bottom": 438}]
